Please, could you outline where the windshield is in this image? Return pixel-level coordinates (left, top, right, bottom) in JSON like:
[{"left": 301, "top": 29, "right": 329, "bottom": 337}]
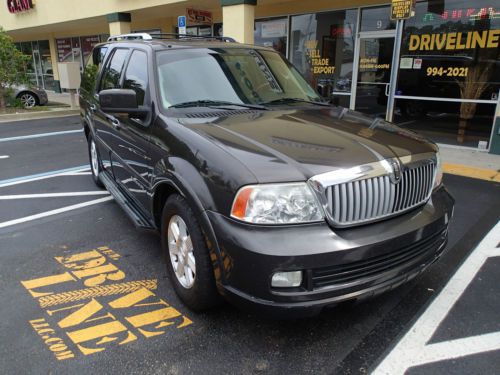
[{"left": 156, "top": 48, "right": 321, "bottom": 109}]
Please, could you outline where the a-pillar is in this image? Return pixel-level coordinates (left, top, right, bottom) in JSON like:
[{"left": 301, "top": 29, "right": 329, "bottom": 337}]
[
  {"left": 221, "top": 0, "right": 256, "bottom": 44},
  {"left": 107, "top": 12, "right": 132, "bottom": 36}
]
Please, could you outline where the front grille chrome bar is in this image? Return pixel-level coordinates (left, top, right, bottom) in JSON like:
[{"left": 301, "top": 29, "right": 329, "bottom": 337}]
[{"left": 308, "top": 153, "right": 438, "bottom": 227}]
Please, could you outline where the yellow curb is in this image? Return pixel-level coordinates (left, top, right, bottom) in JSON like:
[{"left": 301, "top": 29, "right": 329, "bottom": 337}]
[{"left": 443, "top": 163, "right": 500, "bottom": 182}]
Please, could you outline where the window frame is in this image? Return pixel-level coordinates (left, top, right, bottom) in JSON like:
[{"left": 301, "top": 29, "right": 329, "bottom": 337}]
[
  {"left": 97, "top": 47, "right": 131, "bottom": 93},
  {"left": 121, "top": 48, "right": 151, "bottom": 107}
]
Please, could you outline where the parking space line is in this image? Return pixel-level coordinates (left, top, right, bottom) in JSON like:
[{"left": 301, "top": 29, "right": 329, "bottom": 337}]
[
  {"left": 0, "top": 165, "right": 89, "bottom": 188},
  {"left": 0, "top": 129, "right": 82, "bottom": 143},
  {"left": 0, "top": 196, "right": 113, "bottom": 229},
  {"left": 0, "top": 191, "right": 109, "bottom": 200},
  {"left": 372, "top": 221, "right": 500, "bottom": 374}
]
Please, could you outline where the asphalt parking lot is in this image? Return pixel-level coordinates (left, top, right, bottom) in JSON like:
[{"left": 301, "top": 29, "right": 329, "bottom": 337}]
[{"left": 0, "top": 116, "right": 499, "bottom": 374}]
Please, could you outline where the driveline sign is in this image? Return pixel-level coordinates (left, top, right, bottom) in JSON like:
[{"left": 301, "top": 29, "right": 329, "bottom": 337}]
[
  {"left": 391, "top": 0, "right": 415, "bottom": 20},
  {"left": 7, "top": 0, "right": 34, "bottom": 13}
]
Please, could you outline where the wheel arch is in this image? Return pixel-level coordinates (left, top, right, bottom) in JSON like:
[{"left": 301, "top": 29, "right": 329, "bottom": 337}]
[{"left": 152, "top": 178, "right": 227, "bottom": 286}]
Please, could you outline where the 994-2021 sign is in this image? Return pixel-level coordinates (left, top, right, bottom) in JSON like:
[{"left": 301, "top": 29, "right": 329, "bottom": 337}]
[{"left": 391, "top": 0, "right": 415, "bottom": 20}]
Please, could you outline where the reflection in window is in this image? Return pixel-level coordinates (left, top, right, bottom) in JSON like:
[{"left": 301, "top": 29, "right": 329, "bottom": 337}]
[
  {"left": 100, "top": 49, "right": 129, "bottom": 91},
  {"left": 290, "top": 10, "right": 357, "bottom": 99},
  {"left": 156, "top": 49, "right": 319, "bottom": 109},
  {"left": 123, "top": 50, "right": 148, "bottom": 106},
  {"left": 254, "top": 17, "right": 288, "bottom": 56},
  {"left": 396, "top": 0, "right": 500, "bottom": 145}
]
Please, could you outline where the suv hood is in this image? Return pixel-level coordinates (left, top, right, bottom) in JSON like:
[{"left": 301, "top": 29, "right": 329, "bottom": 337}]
[{"left": 179, "top": 107, "right": 437, "bottom": 183}]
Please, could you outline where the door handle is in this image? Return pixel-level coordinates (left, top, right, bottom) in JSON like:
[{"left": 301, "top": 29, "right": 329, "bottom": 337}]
[
  {"left": 89, "top": 104, "right": 97, "bottom": 112},
  {"left": 385, "top": 84, "right": 390, "bottom": 97},
  {"left": 105, "top": 114, "right": 121, "bottom": 130}
]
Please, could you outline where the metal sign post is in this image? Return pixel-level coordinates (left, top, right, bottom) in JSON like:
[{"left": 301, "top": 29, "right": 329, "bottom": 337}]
[
  {"left": 488, "top": 90, "right": 500, "bottom": 155},
  {"left": 386, "top": 19, "right": 404, "bottom": 123},
  {"left": 386, "top": 0, "right": 415, "bottom": 123}
]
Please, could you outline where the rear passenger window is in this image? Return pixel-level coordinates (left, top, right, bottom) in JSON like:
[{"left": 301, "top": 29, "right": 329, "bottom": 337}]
[
  {"left": 100, "top": 48, "right": 129, "bottom": 91},
  {"left": 123, "top": 50, "right": 148, "bottom": 106}
]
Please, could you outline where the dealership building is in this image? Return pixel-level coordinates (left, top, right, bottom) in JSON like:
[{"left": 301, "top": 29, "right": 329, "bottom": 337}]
[{"left": 2, "top": 0, "right": 499, "bottom": 151}]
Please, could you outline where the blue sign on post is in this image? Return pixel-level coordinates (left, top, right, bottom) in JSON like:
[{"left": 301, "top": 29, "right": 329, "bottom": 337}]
[{"left": 178, "top": 15, "right": 186, "bottom": 34}]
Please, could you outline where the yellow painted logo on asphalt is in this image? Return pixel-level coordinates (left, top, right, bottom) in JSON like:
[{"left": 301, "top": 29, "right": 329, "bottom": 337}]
[{"left": 20, "top": 246, "right": 192, "bottom": 361}]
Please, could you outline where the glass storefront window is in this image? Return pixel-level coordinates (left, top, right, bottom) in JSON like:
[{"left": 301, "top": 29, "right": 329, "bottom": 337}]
[
  {"left": 394, "top": 98, "right": 496, "bottom": 146},
  {"left": 15, "top": 40, "right": 55, "bottom": 90},
  {"left": 360, "top": 6, "right": 396, "bottom": 32},
  {"left": 398, "top": 0, "right": 500, "bottom": 101},
  {"left": 290, "top": 10, "right": 357, "bottom": 102},
  {"left": 395, "top": 0, "right": 500, "bottom": 146},
  {"left": 254, "top": 17, "right": 288, "bottom": 56}
]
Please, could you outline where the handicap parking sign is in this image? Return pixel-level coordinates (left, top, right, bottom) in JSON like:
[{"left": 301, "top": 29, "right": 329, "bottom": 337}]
[
  {"left": 178, "top": 15, "right": 186, "bottom": 28},
  {"left": 178, "top": 15, "right": 186, "bottom": 34}
]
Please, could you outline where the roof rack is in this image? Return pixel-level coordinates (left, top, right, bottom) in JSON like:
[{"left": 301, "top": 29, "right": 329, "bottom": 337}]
[
  {"left": 107, "top": 33, "right": 153, "bottom": 41},
  {"left": 107, "top": 32, "right": 236, "bottom": 43}
]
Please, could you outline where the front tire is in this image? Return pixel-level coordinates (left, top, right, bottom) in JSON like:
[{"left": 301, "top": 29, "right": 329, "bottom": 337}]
[
  {"left": 88, "top": 135, "right": 104, "bottom": 188},
  {"left": 17, "top": 92, "right": 38, "bottom": 108},
  {"left": 161, "top": 194, "right": 219, "bottom": 311}
]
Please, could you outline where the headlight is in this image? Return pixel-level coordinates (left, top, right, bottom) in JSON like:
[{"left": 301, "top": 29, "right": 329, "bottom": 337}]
[
  {"left": 230, "top": 183, "right": 324, "bottom": 224},
  {"left": 434, "top": 152, "right": 443, "bottom": 189}
]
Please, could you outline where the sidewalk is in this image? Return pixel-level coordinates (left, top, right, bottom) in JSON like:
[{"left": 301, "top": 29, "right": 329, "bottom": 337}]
[
  {"left": 440, "top": 145, "right": 500, "bottom": 182},
  {"left": 47, "top": 91, "right": 79, "bottom": 108}
]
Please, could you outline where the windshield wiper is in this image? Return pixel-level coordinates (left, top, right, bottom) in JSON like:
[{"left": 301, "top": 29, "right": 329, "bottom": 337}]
[
  {"left": 169, "top": 100, "right": 266, "bottom": 110},
  {"left": 259, "top": 98, "right": 330, "bottom": 106}
]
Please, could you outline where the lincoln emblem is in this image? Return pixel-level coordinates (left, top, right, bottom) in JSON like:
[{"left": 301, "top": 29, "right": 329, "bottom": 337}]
[{"left": 389, "top": 159, "right": 402, "bottom": 184}]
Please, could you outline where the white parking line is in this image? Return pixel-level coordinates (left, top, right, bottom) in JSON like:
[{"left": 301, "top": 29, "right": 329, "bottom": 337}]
[
  {"left": 0, "top": 196, "right": 114, "bottom": 229},
  {"left": 373, "top": 221, "right": 500, "bottom": 374},
  {"left": 0, "top": 155, "right": 9, "bottom": 159},
  {"left": 0, "top": 129, "right": 82, "bottom": 143},
  {"left": 0, "top": 165, "right": 89, "bottom": 188},
  {"left": 0, "top": 191, "right": 109, "bottom": 200}
]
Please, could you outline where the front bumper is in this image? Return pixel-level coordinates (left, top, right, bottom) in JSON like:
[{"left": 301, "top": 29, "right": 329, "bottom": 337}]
[{"left": 208, "top": 186, "right": 454, "bottom": 317}]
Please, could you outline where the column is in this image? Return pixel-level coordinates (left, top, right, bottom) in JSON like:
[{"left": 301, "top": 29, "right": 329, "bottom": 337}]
[
  {"left": 221, "top": 0, "right": 256, "bottom": 44},
  {"left": 48, "top": 36, "right": 61, "bottom": 92},
  {"left": 107, "top": 12, "right": 131, "bottom": 36}
]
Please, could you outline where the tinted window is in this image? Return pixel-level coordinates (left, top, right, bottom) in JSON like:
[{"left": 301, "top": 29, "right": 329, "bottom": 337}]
[
  {"left": 81, "top": 46, "right": 107, "bottom": 93},
  {"left": 156, "top": 49, "right": 320, "bottom": 109},
  {"left": 100, "top": 48, "right": 128, "bottom": 90},
  {"left": 123, "top": 50, "right": 148, "bottom": 106}
]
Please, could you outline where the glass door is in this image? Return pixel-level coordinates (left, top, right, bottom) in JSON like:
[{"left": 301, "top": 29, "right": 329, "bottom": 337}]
[
  {"left": 353, "top": 34, "right": 394, "bottom": 118},
  {"left": 32, "top": 49, "right": 43, "bottom": 88}
]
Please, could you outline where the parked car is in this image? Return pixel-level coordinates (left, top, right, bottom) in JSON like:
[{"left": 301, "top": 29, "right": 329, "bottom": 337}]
[
  {"left": 80, "top": 34, "right": 454, "bottom": 317},
  {"left": 13, "top": 85, "right": 48, "bottom": 108}
]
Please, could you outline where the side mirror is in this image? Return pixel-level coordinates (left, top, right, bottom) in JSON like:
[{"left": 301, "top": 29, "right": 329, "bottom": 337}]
[{"left": 99, "top": 89, "right": 145, "bottom": 114}]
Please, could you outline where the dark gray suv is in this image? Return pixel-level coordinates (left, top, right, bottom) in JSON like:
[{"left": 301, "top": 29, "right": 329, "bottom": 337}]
[{"left": 79, "top": 33, "right": 454, "bottom": 317}]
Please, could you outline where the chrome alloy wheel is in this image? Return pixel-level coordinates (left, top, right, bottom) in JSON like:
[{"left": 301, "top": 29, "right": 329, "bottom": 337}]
[
  {"left": 168, "top": 215, "right": 196, "bottom": 289},
  {"left": 90, "top": 140, "right": 99, "bottom": 177},
  {"left": 20, "top": 93, "right": 36, "bottom": 108}
]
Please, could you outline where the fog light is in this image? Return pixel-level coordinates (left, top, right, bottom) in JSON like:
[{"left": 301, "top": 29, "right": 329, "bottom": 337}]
[{"left": 271, "top": 271, "right": 302, "bottom": 287}]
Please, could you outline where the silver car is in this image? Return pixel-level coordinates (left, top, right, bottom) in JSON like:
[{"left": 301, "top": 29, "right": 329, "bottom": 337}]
[{"left": 13, "top": 85, "right": 49, "bottom": 108}]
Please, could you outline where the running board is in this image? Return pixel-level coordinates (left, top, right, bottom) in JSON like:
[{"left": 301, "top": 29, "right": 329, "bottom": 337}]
[{"left": 99, "top": 171, "right": 156, "bottom": 230}]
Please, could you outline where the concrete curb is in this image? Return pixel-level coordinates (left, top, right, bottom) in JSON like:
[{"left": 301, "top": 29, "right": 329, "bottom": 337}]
[
  {"left": 443, "top": 163, "right": 500, "bottom": 183},
  {"left": 0, "top": 109, "right": 79, "bottom": 123}
]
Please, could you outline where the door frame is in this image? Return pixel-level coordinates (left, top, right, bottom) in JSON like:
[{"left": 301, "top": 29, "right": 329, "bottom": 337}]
[{"left": 350, "top": 29, "right": 396, "bottom": 118}]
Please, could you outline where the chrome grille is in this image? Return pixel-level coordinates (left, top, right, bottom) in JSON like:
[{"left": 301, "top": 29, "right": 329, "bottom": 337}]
[{"left": 326, "top": 162, "right": 435, "bottom": 226}]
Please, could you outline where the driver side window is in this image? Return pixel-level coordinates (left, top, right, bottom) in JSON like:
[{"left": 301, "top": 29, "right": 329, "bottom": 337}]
[{"left": 100, "top": 48, "right": 129, "bottom": 91}]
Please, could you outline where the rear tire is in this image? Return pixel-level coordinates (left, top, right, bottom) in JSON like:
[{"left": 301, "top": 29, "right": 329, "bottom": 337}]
[
  {"left": 161, "top": 194, "right": 220, "bottom": 311},
  {"left": 87, "top": 135, "right": 104, "bottom": 188}
]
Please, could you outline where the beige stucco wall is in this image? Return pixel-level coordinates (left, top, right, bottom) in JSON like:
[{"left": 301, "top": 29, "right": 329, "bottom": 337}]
[{"left": 1, "top": 0, "right": 391, "bottom": 87}]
